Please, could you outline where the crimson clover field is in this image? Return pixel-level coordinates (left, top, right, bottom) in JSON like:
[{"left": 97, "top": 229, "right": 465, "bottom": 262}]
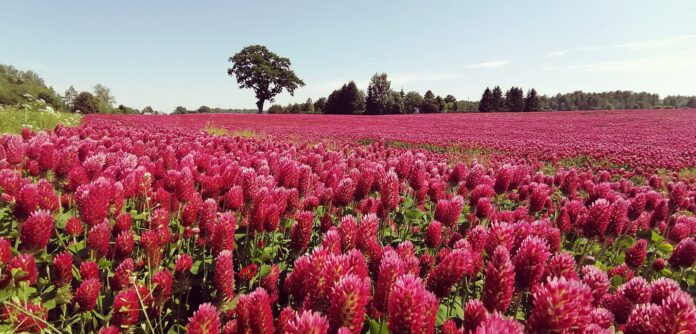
[{"left": 1, "top": 109, "right": 695, "bottom": 333}]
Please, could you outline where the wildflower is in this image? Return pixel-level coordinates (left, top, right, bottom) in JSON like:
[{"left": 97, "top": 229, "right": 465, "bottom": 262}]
[
  {"left": 527, "top": 277, "right": 593, "bottom": 333},
  {"left": 387, "top": 274, "right": 438, "bottom": 334},
  {"left": 214, "top": 250, "right": 235, "bottom": 301},
  {"left": 482, "top": 246, "right": 515, "bottom": 313},
  {"left": 74, "top": 278, "right": 101, "bottom": 311},
  {"left": 187, "top": 303, "right": 221, "bottom": 334},
  {"left": 18, "top": 210, "right": 53, "bottom": 251}
]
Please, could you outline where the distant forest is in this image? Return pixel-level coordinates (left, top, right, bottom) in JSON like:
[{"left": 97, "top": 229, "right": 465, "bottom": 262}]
[{"left": 1, "top": 63, "right": 695, "bottom": 115}]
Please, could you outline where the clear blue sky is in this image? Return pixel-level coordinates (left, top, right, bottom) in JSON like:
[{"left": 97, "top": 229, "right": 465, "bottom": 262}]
[{"left": 2, "top": 1, "right": 696, "bottom": 112}]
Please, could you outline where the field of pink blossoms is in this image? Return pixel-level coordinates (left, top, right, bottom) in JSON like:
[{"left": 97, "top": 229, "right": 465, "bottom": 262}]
[{"left": 0, "top": 109, "right": 695, "bottom": 333}]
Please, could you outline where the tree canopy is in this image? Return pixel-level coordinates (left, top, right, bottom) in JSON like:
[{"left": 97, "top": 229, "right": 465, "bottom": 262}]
[{"left": 227, "top": 45, "right": 305, "bottom": 113}]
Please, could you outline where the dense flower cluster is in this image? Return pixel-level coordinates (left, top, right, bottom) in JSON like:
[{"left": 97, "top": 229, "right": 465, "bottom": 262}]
[{"left": 0, "top": 113, "right": 694, "bottom": 332}]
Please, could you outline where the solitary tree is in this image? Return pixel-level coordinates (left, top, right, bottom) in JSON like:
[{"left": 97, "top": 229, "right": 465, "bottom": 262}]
[
  {"left": 198, "top": 105, "right": 212, "bottom": 113},
  {"left": 227, "top": 45, "right": 305, "bottom": 113},
  {"left": 173, "top": 106, "right": 187, "bottom": 114}
]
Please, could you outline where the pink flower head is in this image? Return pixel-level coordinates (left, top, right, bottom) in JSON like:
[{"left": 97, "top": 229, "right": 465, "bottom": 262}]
[
  {"left": 624, "top": 303, "right": 663, "bottom": 334},
  {"left": 238, "top": 263, "right": 259, "bottom": 283},
  {"left": 669, "top": 237, "right": 696, "bottom": 269},
  {"left": 512, "top": 235, "right": 550, "bottom": 290},
  {"left": 427, "top": 247, "right": 474, "bottom": 298},
  {"left": 482, "top": 246, "right": 515, "bottom": 313},
  {"left": 87, "top": 221, "right": 111, "bottom": 258},
  {"left": 74, "top": 278, "right": 102, "bottom": 311},
  {"left": 374, "top": 249, "right": 406, "bottom": 313},
  {"left": 380, "top": 170, "right": 400, "bottom": 211},
  {"left": 544, "top": 252, "right": 578, "bottom": 281},
  {"left": 112, "top": 288, "right": 141, "bottom": 327},
  {"left": 387, "top": 274, "right": 438, "bottom": 334},
  {"left": 0, "top": 238, "right": 11, "bottom": 265},
  {"left": 434, "top": 196, "right": 464, "bottom": 227},
  {"left": 287, "top": 310, "right": 330, "bottom": 334},
  {"left": 649, "top": 277, "right": 680, "bottom": 305},
  {"left": 528, "top": 277, "right": 593, "bottom": 333},
  {"left": 625, "top": 239, "right": 648, "bottom": 269},
  {"left": 581, "top": 265, "right": 610, "bottom": 306},
  {"left": 583, "top": 199, "right": 611, "bottom": 239},
  {"left": 80, "top": 260, "right": 100, "bottom": 281},
  {"left": 115, "top": 230, "right": 135, "bottom": 259},
  {"left": 19, "top": 210, "right": 53, "bottom": 251},
  {"left": 111, "top": 258, "right": 135, "bottom": 291},
  {"left": 214, "top": 250, "right": 235, "bottom": 301},
  {"left": 6, "top": 254, "right": 38, "bottom": 285},
  {"left": 290, "top": 211, "right": 314, "bottom": 253},
  {"left": 187, "top": 303, "right": 221, "bottom": 334},
  {"left": 463, "top": 299, "right": 488, "bottom": 332},
  {"left": 152, "top": 270, "right": 173, "bottom": 305},
  {"left": 659, "top": 290, "right": 696, "bottom": 333},
  {"left": 425, "top": 220, "right": 443, "bottom": 249},
  {"left": 328, "top": 274, "right": 371, "bottom": 333},
  {"left": 52, "top": 252, "right": 73, "bottom": 286},
  {"left": 175, "top": 253, "right": 193, "bottom": 273},
  {"left": 65, "top": 216, "right": 83, "bottom": 237},
  {"left": 474, "top": 313, "right": 524, "bottom": 334},
  {"left": 236, "top": 288, "right": 275, "bottom": 334},
  {"left": 211, "top": 212, "right": 236, "bottom": 256},
  {"left": 260, "top": 264, "right": 280, "bottom": 303}
]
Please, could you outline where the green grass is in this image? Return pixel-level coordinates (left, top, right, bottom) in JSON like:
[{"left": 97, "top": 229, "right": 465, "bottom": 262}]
[
  {"left": 204, "top": 122, "right": 262, "bottom": 139},
  {"left": 0, "top": 105, "right": 81, "bottom": 134}
]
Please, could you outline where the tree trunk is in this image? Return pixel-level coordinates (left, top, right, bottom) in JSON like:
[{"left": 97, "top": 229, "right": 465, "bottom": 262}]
[{"left": 256, "top": 100, "right": 265, "bottom": 114}]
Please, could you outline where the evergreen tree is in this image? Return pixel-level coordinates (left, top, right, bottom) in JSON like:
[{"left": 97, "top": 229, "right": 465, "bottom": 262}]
[
  {"left": 504, "top": 87, "right": 525, "bottom": 112},
  {"left": 479, "top": 87, "right": 493, "bottom": 112},
  {"left": 313, "top": 97, "right": 327, "bottom": 113},
  {"left": 492, "top": 86, "right": 503, "bottom": 112},
  {"left": 524, "top": 88, "right": 541, "bottom": 112},
  {"left": 365, "top": 73, "right": 392, "bottom": 115}
]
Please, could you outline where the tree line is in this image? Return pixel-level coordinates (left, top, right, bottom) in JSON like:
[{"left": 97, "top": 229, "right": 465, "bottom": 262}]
[
  {"left": 478, "top": 86, "right": 696, "bottom": 112},
  {"left": 266, "top": 73, "right": 463, "bottom": 115}
]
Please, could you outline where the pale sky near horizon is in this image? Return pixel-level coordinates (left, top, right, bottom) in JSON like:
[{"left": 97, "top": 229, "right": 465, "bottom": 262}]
[{"left": 2, "top": 1, "right": 696, "bottom": 112}]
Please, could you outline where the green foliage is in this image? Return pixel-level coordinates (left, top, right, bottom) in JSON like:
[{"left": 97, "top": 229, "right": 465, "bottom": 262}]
[
  {"left": 227, "top": 45, "right": 305, "bottom": 113},
  {"left": 365, "top": 73, "right": 393, "bottom": 115},
  {"left": 0, "top": 102, "right": 81, "bottom": 134},
  {"left": 71, "top": 92, "right": 99, "bottom": 114},
  {"left": 172, "top": 106, "right": 188, "bottom": 114},
  {"left": 313, "top": 97, "right": 327, "bottom": 113},
  {"left": 324, "top": 81, "right": 365, "bottom": 114},
  {"left": 504, "top": 86, "right": 525, "bottom": 112},
  {"left": 0, "top": 64, "right": 64, "bottom": 110},
  {"left": 524, "top": 88, "right": 541, "bottom": 112},
  {"left": 491, "top": 86, "right": 504, "bottom": 112},
  {"left": 403, "top": 91, "right": 423, "bottom": 114},
  {"left": 197, "top": 105, "right": 212, "bottom": 114},
  {"left": 479, "top": 87, "right": 493, "bottom": 112}
]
